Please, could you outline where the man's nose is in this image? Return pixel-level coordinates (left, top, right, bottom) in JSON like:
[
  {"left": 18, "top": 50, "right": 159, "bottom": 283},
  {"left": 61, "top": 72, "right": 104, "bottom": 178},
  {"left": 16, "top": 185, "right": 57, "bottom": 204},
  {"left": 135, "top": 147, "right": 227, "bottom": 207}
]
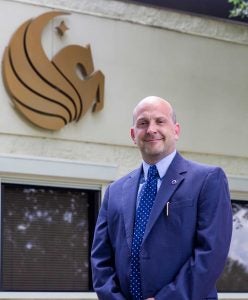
[{"left": 147, "top": 121, "right": 157, "bottom": 133}]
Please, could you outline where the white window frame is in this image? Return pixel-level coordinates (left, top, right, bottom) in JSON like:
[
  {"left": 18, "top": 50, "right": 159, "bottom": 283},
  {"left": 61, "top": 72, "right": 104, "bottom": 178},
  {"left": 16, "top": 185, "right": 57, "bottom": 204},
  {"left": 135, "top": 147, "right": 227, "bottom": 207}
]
[{"left": 0, "top": 154, "right": 117, "bottom": 300}]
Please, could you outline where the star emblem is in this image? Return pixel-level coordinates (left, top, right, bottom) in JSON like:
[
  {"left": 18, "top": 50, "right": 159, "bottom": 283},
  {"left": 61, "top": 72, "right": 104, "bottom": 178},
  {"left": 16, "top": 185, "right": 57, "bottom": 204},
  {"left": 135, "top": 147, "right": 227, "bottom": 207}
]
[{"left": 56, "top": 20, "right": 69, "bottom": 36}]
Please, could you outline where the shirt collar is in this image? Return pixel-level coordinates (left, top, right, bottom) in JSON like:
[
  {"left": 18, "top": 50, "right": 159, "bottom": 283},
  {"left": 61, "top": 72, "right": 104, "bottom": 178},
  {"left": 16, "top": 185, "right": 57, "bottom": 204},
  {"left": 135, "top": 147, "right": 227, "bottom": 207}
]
[{"left": 142, "top": 150, "right": 176, "bottom": 180}]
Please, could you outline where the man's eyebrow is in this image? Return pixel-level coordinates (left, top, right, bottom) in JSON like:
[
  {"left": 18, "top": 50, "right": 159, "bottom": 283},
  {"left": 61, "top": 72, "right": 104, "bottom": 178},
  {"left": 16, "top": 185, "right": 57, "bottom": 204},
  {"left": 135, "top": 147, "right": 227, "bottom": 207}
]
[
  {"left": 136, "top": 118, "right": 148, "bottom": 123},
  {"left": 137, "top": 117, "right": 147, "bottom": 120}
]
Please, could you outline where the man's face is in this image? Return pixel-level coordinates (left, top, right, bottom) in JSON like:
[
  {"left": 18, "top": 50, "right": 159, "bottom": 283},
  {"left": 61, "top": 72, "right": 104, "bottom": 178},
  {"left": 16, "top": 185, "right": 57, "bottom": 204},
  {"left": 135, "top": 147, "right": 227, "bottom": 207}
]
[{"left": 131, "top": 98, "right": 180, "bottom": 164}]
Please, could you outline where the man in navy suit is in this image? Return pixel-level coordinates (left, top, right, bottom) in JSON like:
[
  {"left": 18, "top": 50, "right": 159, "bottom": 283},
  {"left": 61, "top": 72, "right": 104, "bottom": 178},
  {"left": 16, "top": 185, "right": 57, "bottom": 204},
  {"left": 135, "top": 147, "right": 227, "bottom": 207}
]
[{"left": 91, "top": 96, "right": 232, "bottom": 299}]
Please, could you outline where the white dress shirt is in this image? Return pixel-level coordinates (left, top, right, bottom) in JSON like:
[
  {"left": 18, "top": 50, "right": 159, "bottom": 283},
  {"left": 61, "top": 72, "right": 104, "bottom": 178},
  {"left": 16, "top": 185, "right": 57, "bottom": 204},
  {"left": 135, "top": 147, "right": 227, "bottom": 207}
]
[{"left": 137, "top": 150, "right": 176, "bottom": 208}]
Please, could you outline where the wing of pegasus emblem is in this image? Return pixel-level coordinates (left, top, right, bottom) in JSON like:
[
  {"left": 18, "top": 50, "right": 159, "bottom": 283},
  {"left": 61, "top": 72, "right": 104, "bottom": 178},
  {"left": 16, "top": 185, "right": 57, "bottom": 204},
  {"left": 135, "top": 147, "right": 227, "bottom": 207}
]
[{"left": 2, "top": 11, "right": 104, "bottom": 130}]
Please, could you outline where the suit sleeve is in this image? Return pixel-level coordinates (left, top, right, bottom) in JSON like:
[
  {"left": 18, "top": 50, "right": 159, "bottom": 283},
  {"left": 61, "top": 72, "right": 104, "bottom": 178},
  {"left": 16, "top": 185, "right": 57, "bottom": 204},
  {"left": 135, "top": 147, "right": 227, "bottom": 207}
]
[
  {"left": 155, "top": 167, "right": 233, "bottom": 300},
  {"left": 91, "top": 185, "right": 126, "bottom": 300}
]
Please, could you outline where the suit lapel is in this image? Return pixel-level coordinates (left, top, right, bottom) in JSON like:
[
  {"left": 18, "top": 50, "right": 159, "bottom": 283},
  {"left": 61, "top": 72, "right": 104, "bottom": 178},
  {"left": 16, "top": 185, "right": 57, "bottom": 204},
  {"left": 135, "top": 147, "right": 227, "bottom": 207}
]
[
  {"left": 142, "top": 153, "right": 188, "bottom": 243},
  {"left": 122, "top": 167, "right": 142, "bottom": 250}
]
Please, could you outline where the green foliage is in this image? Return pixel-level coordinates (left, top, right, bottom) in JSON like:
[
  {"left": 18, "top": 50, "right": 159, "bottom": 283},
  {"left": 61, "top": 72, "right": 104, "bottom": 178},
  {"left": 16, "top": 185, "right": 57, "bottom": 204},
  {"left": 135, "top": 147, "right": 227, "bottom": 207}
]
[{"left": 229, "top": 0, "right": 248, "bottom": 18}]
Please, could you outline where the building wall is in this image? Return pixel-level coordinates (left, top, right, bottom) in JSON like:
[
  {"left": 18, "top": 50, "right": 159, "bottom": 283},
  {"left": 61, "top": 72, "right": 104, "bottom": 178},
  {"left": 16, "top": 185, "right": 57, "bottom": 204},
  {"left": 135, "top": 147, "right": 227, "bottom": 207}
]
[
  {"left": 0, "top": 0, "right": 247, "bottom": 178},
  {"left": 0, "top": 0, "right": 247, "bottom": 299}
]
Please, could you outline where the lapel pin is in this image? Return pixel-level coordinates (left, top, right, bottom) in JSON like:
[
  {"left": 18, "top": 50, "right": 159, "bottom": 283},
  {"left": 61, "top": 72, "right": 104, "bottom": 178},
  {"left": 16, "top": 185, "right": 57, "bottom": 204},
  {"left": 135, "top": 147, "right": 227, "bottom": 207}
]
[{"left": 171, "top": 179, "right": 177, "bottom": 185}]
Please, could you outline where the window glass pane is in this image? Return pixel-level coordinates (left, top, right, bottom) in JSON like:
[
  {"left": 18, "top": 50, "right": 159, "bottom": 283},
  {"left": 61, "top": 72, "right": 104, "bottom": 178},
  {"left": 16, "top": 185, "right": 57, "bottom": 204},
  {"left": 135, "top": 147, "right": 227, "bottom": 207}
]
[
  {"left": 217, "top": 200, "right": 248, "bottom": 292},
  {"left": 1, "top": 183, "right": 99, "bottom": 291}
]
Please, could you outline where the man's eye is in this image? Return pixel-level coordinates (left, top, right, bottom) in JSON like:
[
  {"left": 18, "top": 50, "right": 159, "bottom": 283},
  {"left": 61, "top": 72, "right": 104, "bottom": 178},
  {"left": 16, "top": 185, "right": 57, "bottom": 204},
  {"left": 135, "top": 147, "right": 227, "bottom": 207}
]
[
  {"left": 137, "top": 121, "right": 147, "bottom": 126},
  {"left": 157, "top": 119, "right": 166, "bottom": 124}
]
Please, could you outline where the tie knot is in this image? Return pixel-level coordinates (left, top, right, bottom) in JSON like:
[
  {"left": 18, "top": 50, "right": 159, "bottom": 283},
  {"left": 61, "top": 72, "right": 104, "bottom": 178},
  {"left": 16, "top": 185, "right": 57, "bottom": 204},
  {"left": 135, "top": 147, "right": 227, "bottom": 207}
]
[{"left": 147, "top": 165, "right": 159, "bottom": 180}]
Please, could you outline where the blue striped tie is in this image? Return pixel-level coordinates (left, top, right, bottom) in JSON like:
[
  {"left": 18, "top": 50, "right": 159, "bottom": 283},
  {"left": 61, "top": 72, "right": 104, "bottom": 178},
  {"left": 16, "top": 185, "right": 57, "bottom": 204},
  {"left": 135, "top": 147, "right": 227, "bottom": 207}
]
[{"left": 130, "top": 165, "right": 159, "bottom": 300}]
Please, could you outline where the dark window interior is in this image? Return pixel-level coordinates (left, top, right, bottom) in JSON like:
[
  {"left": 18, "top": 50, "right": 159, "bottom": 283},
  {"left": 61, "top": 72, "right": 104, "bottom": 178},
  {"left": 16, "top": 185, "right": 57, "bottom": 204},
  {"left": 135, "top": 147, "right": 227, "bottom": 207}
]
[
  {"left": 2, "top": 184, "right": 247, "bottom": 293},
  {"left": 119, "top": 0, "right": 248, "bottom": 24},
  {"left": 217, "top": 200, "right": 248, "bottom": 292},
  {"left": 1, "top": 183, "right": 100, "bottom": 292}
]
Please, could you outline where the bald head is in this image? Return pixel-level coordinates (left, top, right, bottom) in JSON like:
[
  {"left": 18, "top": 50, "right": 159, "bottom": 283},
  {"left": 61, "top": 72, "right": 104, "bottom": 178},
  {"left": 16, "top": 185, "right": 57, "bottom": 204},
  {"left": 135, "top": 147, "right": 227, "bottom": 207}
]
[{"left": 133, "top": 96, "right": 176, "bottom": 125}]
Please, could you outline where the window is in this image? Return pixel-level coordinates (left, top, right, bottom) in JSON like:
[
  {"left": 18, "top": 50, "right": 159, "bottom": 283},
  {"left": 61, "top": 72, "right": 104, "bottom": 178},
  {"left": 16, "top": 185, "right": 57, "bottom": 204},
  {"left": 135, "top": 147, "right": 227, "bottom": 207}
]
[
  {"left": 1, "top": 183, "right": 100, "bottom": 292},
  {"left": 118, "top": 0, "right": 248, "bottom": 24},
  {"left": 217, "top": 199, "right": 248, "bottom": 293}
]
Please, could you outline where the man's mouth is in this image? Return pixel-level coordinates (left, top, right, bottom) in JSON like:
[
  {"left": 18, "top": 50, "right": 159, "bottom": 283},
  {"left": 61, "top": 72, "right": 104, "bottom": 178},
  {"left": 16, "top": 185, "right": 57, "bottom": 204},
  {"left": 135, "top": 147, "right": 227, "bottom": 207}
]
[{"left": 145, "top": 138, "right": 163, "bottom": 142}]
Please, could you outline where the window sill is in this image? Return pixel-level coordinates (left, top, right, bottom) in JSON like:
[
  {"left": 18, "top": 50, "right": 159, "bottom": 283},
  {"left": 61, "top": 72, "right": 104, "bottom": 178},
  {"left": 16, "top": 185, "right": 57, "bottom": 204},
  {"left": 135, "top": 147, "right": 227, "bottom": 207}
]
[{"left": 0, "top": 292, "right": 97, "bottom": 299}]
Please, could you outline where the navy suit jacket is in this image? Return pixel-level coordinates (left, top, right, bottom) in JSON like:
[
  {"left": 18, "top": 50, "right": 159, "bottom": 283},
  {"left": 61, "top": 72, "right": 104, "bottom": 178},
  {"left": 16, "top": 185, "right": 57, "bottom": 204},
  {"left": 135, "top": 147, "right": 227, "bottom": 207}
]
[{"left": 91, "top": 152, "right": 232, "bottom": 299}]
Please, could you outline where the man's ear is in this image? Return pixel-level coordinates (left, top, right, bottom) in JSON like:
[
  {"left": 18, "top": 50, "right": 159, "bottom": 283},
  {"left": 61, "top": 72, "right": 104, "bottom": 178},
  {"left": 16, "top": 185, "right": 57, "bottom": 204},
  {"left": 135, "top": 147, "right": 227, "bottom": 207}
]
[
  {"left": 130, "top": 128, "right": 136, "bottom": 144},
  {"left": 175, "top": 123, "right": 181, "bottom": 141}
]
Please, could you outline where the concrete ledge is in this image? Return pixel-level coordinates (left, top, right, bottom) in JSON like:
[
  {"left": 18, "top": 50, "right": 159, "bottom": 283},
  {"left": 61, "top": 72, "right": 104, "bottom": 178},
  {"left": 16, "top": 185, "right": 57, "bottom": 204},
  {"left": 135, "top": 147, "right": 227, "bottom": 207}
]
[
  {"left": 8, "top": 0, "right": 248, "bottom": 45},
  {"left": 0, "top": 154, "right": 117, "bottom": 184},
  {"left": 0, "top": 292, "right": 97, "bottom": 299}
]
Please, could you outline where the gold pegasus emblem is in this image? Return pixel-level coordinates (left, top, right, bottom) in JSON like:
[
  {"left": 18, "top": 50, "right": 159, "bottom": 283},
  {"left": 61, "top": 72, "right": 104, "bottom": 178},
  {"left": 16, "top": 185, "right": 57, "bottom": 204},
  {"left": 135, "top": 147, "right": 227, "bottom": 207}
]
[{"left": 2, "top": 11, "right": 104, "bottom": 130}]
